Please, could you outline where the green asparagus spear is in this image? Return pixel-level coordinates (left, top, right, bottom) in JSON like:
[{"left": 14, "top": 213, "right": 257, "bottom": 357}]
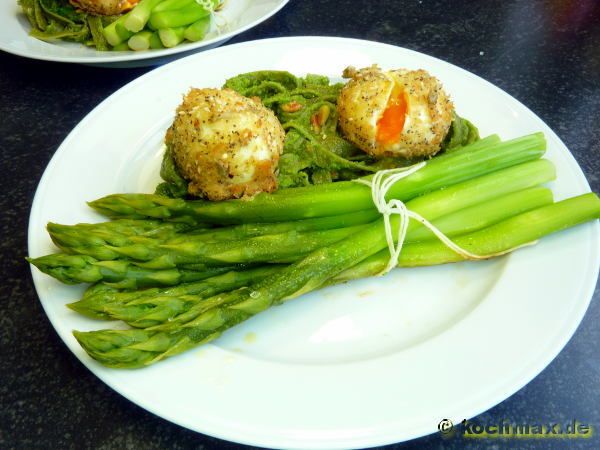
[
  {"left": 69, "top": 265, "right": 283, "bottom": 325},
  {"left": 149, "top": 3, "right": 211, "bottom": 29},
  {"left": 149, "top": 31, "right": 164, "bottom": 49},
  {"left": 128, "top": 30, "right": 154, "bottom": 51},
  {"left": 80, "top": 282, "right": 123, "bottom": 302},
  {"left": 51, "top": 218, "right": 191, "bottom": 238},
  {"left": 152, "top": 0, "right": 195, "bottom": 12},
  {"left": 27, "top": 254, "right": 238, "bottom": 289},
  {"left": 104, "top": 17, "right": 134, "bottom": 46},
  {"left": 103, "top": 268, "right": 281, "bottom": 328},
  {"left": 47, "top": 219, "right": 191, "bottom": 260},
  {"left": 124, "top": 0, "right": 165, "bottom": 32},
  {"left": 89, "top": 133, "right": 546, "bottom": 224},
  {"left": 176, "top": 209, "right": 379, "bottom": 242},
  {"left": 158, "top": 27, "right": 186, "bottom": 47},
  {"left": 48, "top": 210, "right": 378, "bottom": 260},
  {"left": 111, "top": 224, "right": 370, "bottom": 268},
  {"left": 111, "top": 42, "right": 131, "bottom": 51},
  {"left": 184, "top": 16, "right": 210, "bottom": 42},
  {"left": 73, "top": 193, "right": 600, "bottom": 368}
]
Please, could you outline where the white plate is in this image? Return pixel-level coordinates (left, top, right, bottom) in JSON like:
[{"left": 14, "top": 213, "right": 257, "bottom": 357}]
[
  {"left": 0, "top": 0, "right": 288, "bottom": 67},
  {"left": 28, "top": 37, "right": 599, "bottom": 448}
]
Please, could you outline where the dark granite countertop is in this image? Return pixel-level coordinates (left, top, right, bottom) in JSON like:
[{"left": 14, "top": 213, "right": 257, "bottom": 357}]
[{"left": 1, "top": 0, "right": 599, "bottom": 449}]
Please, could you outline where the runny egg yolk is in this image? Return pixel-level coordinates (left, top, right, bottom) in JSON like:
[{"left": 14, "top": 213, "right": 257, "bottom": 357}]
[{"left": 376, "top": 90, "right": 407, "bottom": 146}]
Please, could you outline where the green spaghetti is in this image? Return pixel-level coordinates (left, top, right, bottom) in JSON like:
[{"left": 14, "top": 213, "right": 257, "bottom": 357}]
[{"left": 18, "top": 0, "right": 115, "bottom": 50}]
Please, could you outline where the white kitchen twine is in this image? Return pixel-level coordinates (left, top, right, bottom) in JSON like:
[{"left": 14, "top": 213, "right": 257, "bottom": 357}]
[
  {"left": 195, "top": 0, "right": 218, "bottom": 10},
  {"left": 354, "top": 163, "right": 536, "bottom": 276},
  {"left": 195, "top": 0, "right": 230, "bottom": 34}
]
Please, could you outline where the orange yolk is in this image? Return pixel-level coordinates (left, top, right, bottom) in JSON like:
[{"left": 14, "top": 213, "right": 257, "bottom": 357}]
[{"left": 376, "top": 92, "right": 407, "bottom": 145}]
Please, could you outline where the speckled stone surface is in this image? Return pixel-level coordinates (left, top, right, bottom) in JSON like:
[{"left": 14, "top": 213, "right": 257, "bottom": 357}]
[{"left": 0, "top": 0, "right": 598, "bottom": 449}]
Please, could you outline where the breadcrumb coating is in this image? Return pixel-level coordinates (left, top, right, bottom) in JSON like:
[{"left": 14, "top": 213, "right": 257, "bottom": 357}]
[
  {"left": 337, "top": 65, "right": 454, "bottom": 158},
  {"left": 165, "top": 88, "right": 286, "bottom": 201},
  {"left": 69, "top": 0, "right": 139, "bottom": 15}
]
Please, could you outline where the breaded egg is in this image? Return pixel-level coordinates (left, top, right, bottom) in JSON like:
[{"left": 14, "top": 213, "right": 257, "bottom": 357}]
[
  {"left": 69, "top": 0, "right": 139, "bottom": 15},
  {"left": 165, "top": 88, "right": 285, "bottom": 201},
  {"left": 337, "top": 65, "right": 454, "bottom": 158}
]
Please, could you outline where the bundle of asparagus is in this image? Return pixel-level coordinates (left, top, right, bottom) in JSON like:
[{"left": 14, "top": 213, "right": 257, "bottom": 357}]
[
  {"left": 105, "top": 0, "right": 220, "bottom": 50},
  {"left": 28, "top": 132, "right": 600, "bottom": 368}
]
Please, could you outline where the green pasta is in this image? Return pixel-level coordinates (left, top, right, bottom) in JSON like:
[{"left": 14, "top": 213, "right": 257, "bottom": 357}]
[{"left": 19, "top": 0, "right": 119, "bottom": 49}]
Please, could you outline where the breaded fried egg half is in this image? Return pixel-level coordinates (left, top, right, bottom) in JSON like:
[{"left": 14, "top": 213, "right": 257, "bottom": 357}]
[
  {"left": 166, "top": 88, "right": 286, "bottom": 201},
  {"left": 69, "top": 0, "right": 139, "bottom": 15},
  {"left": 337, "top": 66, "right": 454, "bottom": 158}
]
